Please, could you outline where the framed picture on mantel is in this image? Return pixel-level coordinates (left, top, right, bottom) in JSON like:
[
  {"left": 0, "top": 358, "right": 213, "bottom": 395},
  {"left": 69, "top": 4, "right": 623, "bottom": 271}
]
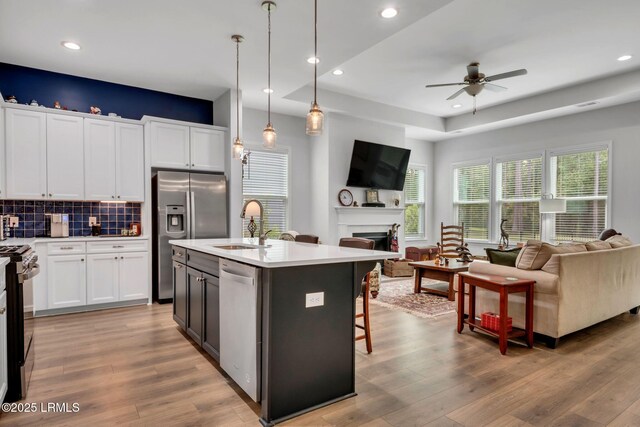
[{"left": 365, "top": 189, "right": 379, "bottom": 204}]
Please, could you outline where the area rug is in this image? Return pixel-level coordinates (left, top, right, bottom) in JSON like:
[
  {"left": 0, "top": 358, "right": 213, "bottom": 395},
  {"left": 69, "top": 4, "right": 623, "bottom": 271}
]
[{"left": 369, "top": 277, "right": 457, "bottom": 319}]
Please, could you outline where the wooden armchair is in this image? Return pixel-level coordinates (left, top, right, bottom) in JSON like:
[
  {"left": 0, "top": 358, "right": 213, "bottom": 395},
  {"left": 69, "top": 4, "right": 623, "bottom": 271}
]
[{"left": 440, "top": 222, "right": 464, "bottom": 258}]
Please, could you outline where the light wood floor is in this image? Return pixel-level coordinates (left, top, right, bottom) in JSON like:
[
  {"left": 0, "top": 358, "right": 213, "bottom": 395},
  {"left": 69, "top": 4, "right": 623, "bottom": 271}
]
[{"left": 2, "top": 302, "right": 640, "bottom": 426}]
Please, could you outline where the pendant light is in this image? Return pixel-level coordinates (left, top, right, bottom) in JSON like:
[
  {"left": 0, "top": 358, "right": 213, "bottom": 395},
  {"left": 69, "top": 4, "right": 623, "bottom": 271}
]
[
  {"left": 262, "top": 1, "right": 277, "bottom": 149},
  {"left": 232, "top": 35, "right": 245, "bottom": 160},
  {"left": 306, "top": 0, "right": 324, "bottom": 136}
]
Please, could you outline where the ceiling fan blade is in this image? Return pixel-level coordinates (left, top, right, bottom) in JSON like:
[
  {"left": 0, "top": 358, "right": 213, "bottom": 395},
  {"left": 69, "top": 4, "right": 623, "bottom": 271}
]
[
  {"left": 425, "top": 82, "right": 466, "bottom": 88},
  {"left": 483, "top": 83, "right": 507, "bottom": 92},
  {"left": 467, "top": 62, "right": 480, "bottom": 80},
  {"left": 484, "top": 68, "right": 527, "bottom": 82},
  {"left": 446, "top": 88, "right": 467, "bottom": 100}
]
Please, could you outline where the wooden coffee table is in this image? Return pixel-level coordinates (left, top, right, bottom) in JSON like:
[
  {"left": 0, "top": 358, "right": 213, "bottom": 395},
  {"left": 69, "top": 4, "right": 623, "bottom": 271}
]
[
  {"left": 457, "top": 272, "right": 535, "bottom": 355},
  {"left": 409, "top": 260, "right": 470, "bottom": 301}
]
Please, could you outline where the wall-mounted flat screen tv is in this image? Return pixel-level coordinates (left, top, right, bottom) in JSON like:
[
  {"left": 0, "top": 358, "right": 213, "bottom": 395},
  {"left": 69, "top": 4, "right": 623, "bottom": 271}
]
[{"left": 346, "top": 140, "right": 411, "bottom": 191}]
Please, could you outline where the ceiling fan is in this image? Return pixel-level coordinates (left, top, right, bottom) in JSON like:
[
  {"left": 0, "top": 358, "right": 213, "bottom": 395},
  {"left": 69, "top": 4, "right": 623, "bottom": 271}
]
[{"left": 425, "top": 62, "right": 527, "bottom": 114}]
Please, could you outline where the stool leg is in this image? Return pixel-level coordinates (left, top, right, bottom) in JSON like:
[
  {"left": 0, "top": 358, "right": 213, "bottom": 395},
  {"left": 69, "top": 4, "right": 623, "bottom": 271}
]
[{"left": 363, "top": 277, "right": 372, "bottom": 354}]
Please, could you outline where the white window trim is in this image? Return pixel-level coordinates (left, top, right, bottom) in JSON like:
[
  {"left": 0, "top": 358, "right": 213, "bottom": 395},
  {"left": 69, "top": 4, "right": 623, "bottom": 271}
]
[
  {"left": 405, "top": 163, "right": 427, "bottom": 241},
  {"left": 451, "top": 158, "right": 492, "bottom": 243},
  {"left": 242, "top": 144, "right": 291, "bottom": 236},
  {"left": 544, "top": 141, "right": 612, "bottom": 242}
]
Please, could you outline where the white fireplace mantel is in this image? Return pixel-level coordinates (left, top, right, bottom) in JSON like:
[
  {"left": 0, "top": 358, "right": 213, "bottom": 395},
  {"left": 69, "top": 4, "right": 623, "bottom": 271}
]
[{"left": 334, "top": 206, "right": 405, "bottom": 242}]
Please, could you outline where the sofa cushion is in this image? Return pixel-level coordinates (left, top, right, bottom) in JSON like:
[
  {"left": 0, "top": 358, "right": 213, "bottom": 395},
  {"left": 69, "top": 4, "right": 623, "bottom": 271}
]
[
  {"left": 606, "top": 235, "right": 633, "bottom": 248},
  {"left": 516, "top": 240, "right": 588, "bottom": 270},
  {"left": 540, "top": 244, "right": 588, "bottom": 275},
  {"left": 467, "top": 260, "right": 559, "bottom": 295},
  {"left": 485, "top": 247, "right": 522, "bottom": 267},
  {"left": 586, "top": 240, "right": 612, "bottom": 251}
]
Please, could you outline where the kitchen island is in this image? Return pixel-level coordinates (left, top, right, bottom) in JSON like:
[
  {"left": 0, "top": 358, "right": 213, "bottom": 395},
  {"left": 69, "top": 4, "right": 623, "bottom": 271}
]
[{"left": 169, "top": 238, "right": 398, "bottom": 426}]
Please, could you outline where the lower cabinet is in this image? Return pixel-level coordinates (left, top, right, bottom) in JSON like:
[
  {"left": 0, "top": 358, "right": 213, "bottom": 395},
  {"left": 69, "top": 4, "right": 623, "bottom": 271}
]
[
  {"left": 187, "top": 267, "right": 204, "bottom": 345},
  {"left": 202, "top": 272, "right": 220, "bottom": 360},
  {"left": 48, "top": 255, "right": 87, "bottom": 309},
  {"left": 173, "top": 261, "right": 187, "bottom": 329},
  {"left": 87, "top": 252, "right": 149, "bottom": 304}
]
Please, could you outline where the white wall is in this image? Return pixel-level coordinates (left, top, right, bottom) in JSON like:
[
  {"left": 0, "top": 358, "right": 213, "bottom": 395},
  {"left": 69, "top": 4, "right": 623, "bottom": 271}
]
[
  {"left": 242, "top": 108, "right": 312, "bottom": 235},
  {"left": 433, "top": 101, "right": 640, "bottom": 253}
]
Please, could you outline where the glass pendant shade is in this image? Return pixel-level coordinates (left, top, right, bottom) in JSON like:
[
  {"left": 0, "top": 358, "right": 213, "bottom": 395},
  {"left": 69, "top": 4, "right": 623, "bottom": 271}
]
[
  {"left": 306, "top": 102, "right": 324, "bottom": 136},
  {"left": 232, "top": 137, "right": 244, "bottom": 160},
  {"left": 263, "top": 123, "right": 277, "bottom": 149}
]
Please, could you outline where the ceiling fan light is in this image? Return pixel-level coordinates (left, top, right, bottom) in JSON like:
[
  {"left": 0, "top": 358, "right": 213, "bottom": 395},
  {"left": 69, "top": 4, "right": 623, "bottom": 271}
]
[
  {"left": 464, "top": 85, "right": 483, "bottom": 96},
  {"left": 306, "top": 102, "right": 324, "bottom": 136},
  {"left": 263, "top": 124, "right": 277, "bottom": 149}
]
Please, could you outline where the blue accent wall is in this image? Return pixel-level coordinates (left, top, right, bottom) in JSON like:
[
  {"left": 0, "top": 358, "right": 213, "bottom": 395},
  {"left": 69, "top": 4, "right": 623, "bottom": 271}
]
[{"left": 0, "top": 62, "right": 213, "bottom": 124}]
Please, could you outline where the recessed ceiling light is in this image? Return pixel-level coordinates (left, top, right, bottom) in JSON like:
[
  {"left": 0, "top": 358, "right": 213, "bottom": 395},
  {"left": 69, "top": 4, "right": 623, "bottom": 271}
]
[
  {"left": 61, "top": 41, "right": 81, "bottom": 50},
  {"left": 617, "top": 54, "right": 632, "bottom": 61},
  {"left": 263, "top": 88, "right": 274, "bottom": 94},
  {"left": 380, "top": 8, "right": 398, "bottom": 18},
  {"left": 332, "top": 69, "right": 344, "bottom": 76},
  {"left": 307, "top": 56, "right": 320, "bottom": 64},
  {"left": 452, "top": 104, "right": 463, "bottom": 109}
]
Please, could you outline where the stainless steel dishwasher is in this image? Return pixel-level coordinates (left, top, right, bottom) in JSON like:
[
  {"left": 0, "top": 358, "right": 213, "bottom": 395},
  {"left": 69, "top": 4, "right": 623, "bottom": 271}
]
[{"left": 219, "top": 259, "right": 261, "bottom": 402}]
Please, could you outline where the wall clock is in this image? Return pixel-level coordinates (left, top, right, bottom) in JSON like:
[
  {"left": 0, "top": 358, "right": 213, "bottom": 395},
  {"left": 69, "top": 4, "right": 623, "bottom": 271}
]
[{"left": 338, "top": 189, "right": 354, "bottom": 206}]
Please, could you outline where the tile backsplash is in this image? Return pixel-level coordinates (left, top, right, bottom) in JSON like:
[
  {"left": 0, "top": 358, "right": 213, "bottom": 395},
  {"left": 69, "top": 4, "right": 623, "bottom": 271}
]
[{"left": 0, "top": 200, "right": 142, "bottom": 238}]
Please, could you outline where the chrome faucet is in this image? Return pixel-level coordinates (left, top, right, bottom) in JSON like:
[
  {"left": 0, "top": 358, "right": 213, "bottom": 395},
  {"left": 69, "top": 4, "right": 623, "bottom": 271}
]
[{"left": 240, "top": 199, "right": 272, "bottom": 245}]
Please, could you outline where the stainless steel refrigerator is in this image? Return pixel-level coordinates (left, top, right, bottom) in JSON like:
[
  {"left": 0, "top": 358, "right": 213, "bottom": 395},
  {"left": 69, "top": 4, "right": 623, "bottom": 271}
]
[{"left": 152, "top": 171, "right": 228, "bottom": 302}]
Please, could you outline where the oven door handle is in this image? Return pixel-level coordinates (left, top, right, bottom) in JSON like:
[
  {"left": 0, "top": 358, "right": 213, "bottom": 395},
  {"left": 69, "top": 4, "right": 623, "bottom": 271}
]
[{"left": 18, "top": 264, "right": 40, "bottom": 283}]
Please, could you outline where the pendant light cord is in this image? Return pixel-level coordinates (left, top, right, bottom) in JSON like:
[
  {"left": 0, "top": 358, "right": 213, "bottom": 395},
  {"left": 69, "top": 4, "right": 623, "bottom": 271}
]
[
  {"left": 267, "top": 4, "right": 272, "bottom": 125},
  {"left": 313, "top": 0, "right": 318, "bottom": 104}
]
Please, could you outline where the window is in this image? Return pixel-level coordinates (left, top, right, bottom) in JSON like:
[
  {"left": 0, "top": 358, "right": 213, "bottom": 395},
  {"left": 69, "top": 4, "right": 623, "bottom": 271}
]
[
  {"left": 496, "top": 156, "right": 542, "bottom": 241},
  {"left": 550, "top": 147, "right": 608, "bottom": 242},
  {"left": 242, "top": 149, "right": 289, "bottom": 237},
  {"left": 404, "top": 166, "right": 425, "bottom": 239},
  {"left": 453, "top": 162, "right": 490, "bottom": 240}
]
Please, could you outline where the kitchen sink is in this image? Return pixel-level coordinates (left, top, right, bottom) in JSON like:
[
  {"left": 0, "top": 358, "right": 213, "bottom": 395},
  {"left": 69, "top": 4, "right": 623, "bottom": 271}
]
[{"left": 212, "top": 244, "right": 257, "bottom": 250}]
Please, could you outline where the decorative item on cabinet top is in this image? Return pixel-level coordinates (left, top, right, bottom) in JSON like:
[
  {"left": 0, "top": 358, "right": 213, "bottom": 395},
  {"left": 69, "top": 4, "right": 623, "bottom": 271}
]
[{"left": 0, "top": 200, "right": 141, "bottom": 238}]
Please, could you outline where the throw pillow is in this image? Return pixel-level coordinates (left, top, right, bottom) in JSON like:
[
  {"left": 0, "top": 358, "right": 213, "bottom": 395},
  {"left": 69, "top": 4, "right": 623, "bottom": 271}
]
[
  {"left": 606, "top": 235, "right": 634, "bottom": 248},
  {"left": 485, "top": 247, "right": 522, "bottom": 267},
  {"left": 515, "top": 240, "right": 556, "bottom": 270},
  {"left": 585, "top": 240, "right": 612, "bottom": 251},
  {"left": 599, "top": 228, "right": 621, "bottom": 241},
  {"left": 540, "top": 243, "right": 588, "bottom": 275}
]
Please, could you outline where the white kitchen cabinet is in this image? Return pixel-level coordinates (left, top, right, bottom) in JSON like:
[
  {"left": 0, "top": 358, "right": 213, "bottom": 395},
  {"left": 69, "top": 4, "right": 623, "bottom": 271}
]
[
  {"left": 5, "top": 109, "right": 47, "bottom": 199},
  {"left": 84, "top": 120, "right": 144, "bottom": 202},
  {"left": 149, "top": 121, "right": 226, "bottom": 172},
  {"left": 190, "top": 127, "right": 225, "bottom": 171},
  {"left": 87, "top": 254, "right": 119, "bottom": 305},
  {"left": 84, "top": 119, "right": 116, "bottom": 201},
  {"left": 48, "top": 255, "right": 87, "bottom": 309},
  {"left": 0, "top": 109, "right": 6, "bottom": 199},
  {"left": 47, "top": 114, "right": 85, "bottom": 200},
  {"left": 115, "top": 123, "right": 144, "bottom": 201},
  {"left": 149, "top": 122, "right": 190, "bottom": 169},
  {"left": 119, "top": 252, "right": 149, "bottom": 301},
  {"left": 0, "top": 290, "right": 7, "bottom": 403}
]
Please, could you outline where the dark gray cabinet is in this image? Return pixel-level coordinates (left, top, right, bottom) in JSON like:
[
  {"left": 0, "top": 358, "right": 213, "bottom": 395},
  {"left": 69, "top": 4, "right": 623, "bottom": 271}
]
[
  {"left": 173, "top": 261, "right": 187, "bottom": 330},
  {"left": 187, "top": 267, "right": 204, "bottom": 345},
  {"left": 202, "top": 272, "right": 220, "bottom": 360},
  {"left": 172, "top": 245, "right": 220, "bottom": 361}
]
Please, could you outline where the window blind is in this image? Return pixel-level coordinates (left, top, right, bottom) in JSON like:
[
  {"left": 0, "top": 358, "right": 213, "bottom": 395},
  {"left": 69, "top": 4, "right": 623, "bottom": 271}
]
[
  {"left": 551, "top": 149, "right": 608, "bottom": 242},
  {"left": 454, "top": 163, "right": 490, "bottom": 240},
  {"left": 242, "top": 150, "right": 289, "bottom": 237},
  {"left": 404, "top": 167, "right": 425, "bottom": 238},
  {"left": 496, "top": 157, "right": 542, "bottom": 241}
]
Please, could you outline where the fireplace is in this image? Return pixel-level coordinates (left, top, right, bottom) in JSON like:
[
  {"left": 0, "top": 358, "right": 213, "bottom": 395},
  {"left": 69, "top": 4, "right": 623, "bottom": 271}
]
[{"left": 352, "top": 232, "right": 389, "bottom": 252}]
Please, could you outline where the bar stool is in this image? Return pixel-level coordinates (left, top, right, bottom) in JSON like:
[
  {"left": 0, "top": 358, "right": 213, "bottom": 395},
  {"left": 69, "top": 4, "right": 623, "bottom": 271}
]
[
  {"left": 339, "top": 237, "right": 375, "bottom": 353},
  {"left": 294, "top": 234, "right": 320, "bottom": 244}
]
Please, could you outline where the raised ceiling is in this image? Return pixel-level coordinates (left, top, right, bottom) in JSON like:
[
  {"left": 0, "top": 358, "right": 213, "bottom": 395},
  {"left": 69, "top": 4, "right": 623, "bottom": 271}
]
[{"left": 1, "top": 0, "right": 639, "bottom": 140}]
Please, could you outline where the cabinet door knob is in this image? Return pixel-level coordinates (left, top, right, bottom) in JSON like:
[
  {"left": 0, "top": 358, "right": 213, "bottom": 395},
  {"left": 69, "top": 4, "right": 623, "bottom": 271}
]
[
  {"left": 121, "top": 256, "right": 124, "bottom": 259},
  {"left": 185, "top": 163, "right": 189, "bottom": 166},
  {"left": 0, "top": 308, "right": 5, "bottom": 314},
  {"left": 112, "top": 195, "right": 115, "bottom": 199},
  {"left": 42, "top": 193, "right": 45, "bottom": 197},
  {"left": 117, "top": 195, "right": 121, "bottom": 198},
  {"left": 114, "top": 257, "right": 118, "bottom": 259},
  {"left": 49, "top": 193, "right": 52, "bottom": 197},
  {"left": 192, "top": 163, "right": 195, "bottom": 166},
  {"left": 81, "top": 258, "right": 85, "bottom": 262}
]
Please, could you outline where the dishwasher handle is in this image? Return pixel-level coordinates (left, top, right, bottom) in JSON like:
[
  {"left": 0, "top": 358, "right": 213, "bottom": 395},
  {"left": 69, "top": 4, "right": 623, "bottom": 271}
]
[{"left": 220, "top": 269, "right": 255, "bottom": 286}]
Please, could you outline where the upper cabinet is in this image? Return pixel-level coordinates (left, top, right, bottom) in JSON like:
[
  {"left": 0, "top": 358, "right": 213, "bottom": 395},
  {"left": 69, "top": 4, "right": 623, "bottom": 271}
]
[
  {"left": 85, "top": 119, "right": 144, "bottom": 201},
  {"left": 5, "top": 109, "right": 47, "bottom": 200},
  {"left": 149, "top": 121, "right": 226, "bottom": 172},
  {"left": 47, "top": 114, "right": 85, "bottom": 200}
]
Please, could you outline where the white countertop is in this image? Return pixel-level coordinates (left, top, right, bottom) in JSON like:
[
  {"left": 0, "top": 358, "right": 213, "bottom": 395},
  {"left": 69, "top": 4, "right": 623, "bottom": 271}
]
[
  {"left": 169, "top": 238, "right": 399, "bottom": 268},
  {"left": 0, "top": 235, "right": 149, "bottom": 247}
]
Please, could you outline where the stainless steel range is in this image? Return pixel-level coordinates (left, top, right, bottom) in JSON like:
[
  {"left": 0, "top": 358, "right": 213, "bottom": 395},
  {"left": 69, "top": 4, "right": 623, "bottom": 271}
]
[{"left": 0, "top": 245, "right": 39, "bottom": 402}]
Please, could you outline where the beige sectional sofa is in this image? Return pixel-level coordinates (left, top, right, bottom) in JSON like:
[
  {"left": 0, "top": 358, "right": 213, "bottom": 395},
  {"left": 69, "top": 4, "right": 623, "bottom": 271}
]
[{"left": 458, "top": 241, "right": 640, "bottom": 347}]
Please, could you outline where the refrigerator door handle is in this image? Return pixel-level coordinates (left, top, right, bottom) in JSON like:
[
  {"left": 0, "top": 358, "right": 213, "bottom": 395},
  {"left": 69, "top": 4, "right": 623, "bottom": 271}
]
[
  {"left": 186, "top": 191, "right": 192, "bottom": 239},
  {"left": 190, "top": 191, "right": 196, "bottom": 239}
]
